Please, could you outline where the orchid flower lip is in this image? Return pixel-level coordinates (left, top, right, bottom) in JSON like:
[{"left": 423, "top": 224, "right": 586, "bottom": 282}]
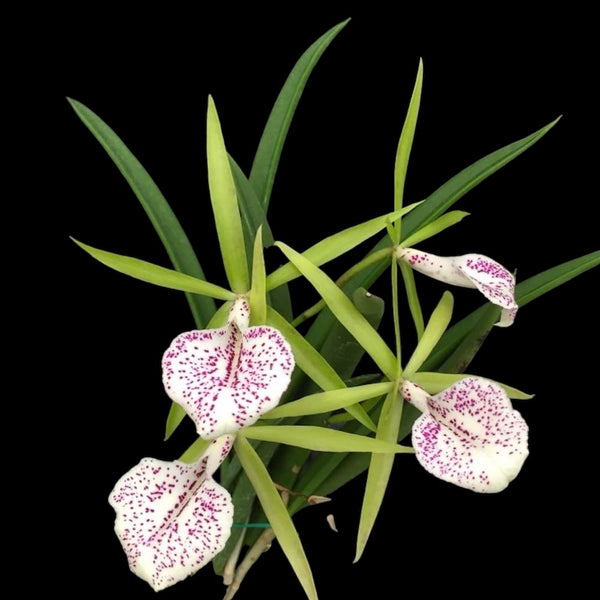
[
  {"left": 401, "top": 377, "right": 529, "bottom": 493},
  {"left": 162, "top": 297, "right": 295, "bottom": 439},
  {"left": 109, "top": 435, "right": 235, "bottom": 591}
]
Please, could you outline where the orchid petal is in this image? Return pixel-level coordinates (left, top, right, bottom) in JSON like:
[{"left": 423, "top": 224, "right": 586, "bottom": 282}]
[
  {"left": 109, "top": 435, "right": 234, "bottom": 591},
  {"left": 162, "top": 302, "right": 294, "bottom": 439},
  {"left": 397, "top": 247, "right": 474, "bottom": 287},
  {"left": 228, "top": 296, "right": 250, "bottom": 330},
  {"left": 401, "top": 377, "right": 528, "bottom": 492},
  {"left": 455, "top": 253, "right": 518, "bottom": 319},
  {"left": 397, "top": 248, "right": 518, "bottom": 325}
]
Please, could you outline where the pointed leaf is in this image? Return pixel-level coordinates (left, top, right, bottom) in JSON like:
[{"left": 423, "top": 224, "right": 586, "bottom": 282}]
[
  {"left": 516, "top": 250, "right": 600, "bottom": 305},
  {"left": 262, "top": 382, "right": 393, "bottom": 419},
  {"left": 234, "top": 435, "right": 318, "bottom": 600},
  {"left": 403, "top": 291, "right": 454, "bottom": 376},
  {"left": 243, "top": 425, "right": 412, "bottom": 454},
  {"left": 250, "top": 18, "right": 350, "bottom": 209},
  {"left": 249, "top": 227, "right": 267, "bottom": 324},
  {"left": 401, "top": 117, "right": 561, "bottom": 238},
  {"left": 393, "top": 57, "right": 423, "bottom": 243},
  {"left": 267, "top": 207, "right": 415, "bottom": 290},
  {"left": 229, "top": 154, "right": 275, "bottom": 260},
  {"left": 72, "top": 238, "right": 235, "bottom": 300},
  {"left": 266, "top": 307, "right": 377, "bottom": 431},
  {"left": 401, "top": 210, "right": 470, "bottom": 247},
  {"left": 275, "top": 242, "right": 397, "bottom": 380},
  {"left": 355, "top": 387, "right": 403, "bottom": 562},
  {"left": 67, "top": 97, "right": 215, "bottom": 328},
  {"left": 207, "top": 96, "right": 249, "bottom": 293}
]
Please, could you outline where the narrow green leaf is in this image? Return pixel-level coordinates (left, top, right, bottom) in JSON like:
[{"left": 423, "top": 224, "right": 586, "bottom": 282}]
[
  {"left": 275, "top": 242, "right": 398, "bottom": 380},
  {"left": 250, "top": 18, "right": 351, "bottom": 209},
  {"left": 72, "top": 238, "right": 236, "bottom": 300},
  {"left": 229, "top": 154, "right": 275, "bottom": 264},
  {"left": 393, "top": 57, "right": 423, "bottom": 243},
  {"left": 314, "top": 287, "right": 386, "bottom": 387},
  {"left": 355, "top": 387, "right": 403, "bottom": 562},
  {"left": 410, "top": 371, "right": 534, "bottom": 399},
  {"left": 249, "top": 227, "right": 267, "bottom": 325},
  {"left": 243, "top": 425, "right": 412, "bottom": 454},
  {"left": 206, "top": 96, "right": 249, "bottom": 293},
  {"left": 516, "top": 250, "right": 600, "bottom": 305},
  {"left": 402, "top": 116, "right": 561, "bottom": 238},
  {"left": 403, "top": 291, "right": 454, "bottom": 376},
  {"left": 229, "top": 155, "right": 294, "bottom": 319},
  {"left": 262, "top": 382, "right": 393, "bottom": 419},
  {"left": 267, "top": 207, "right": 413, "bottom": 291},
  {"left": 266, "top": 307, "right": 347, "bottom": 391},
  {"left": 234, "top": 435, "right": 318, "bottom": 600},
  {"left": 67, "top": 97, "right": 215, "bottom": 328},
  {"left": 266, "top": 307, "right": 376, "bottom": 431},
  {"left": 401, "top": 210, "right": 470, "bottom": 247}
]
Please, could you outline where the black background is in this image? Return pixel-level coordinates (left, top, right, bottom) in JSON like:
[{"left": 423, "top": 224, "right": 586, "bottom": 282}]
[{"left": 21, "top": 4, "right": 598, "bottom": 598}]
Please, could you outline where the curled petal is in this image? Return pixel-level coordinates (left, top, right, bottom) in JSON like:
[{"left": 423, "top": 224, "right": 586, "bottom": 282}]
[
  {"left": 454, "top": 254, "right": 518, "bottom": 326},
  {"left": 109, "top": 436, "right": 234, "bottom": 591},
  {"left": 162, "top": 321, "right": 295, "bottom": 439},
  {"left": 401, "top": 378, "right": 528, "bottom": 492},
  {"left": 397, "top": 248, "right": 518, "bottom": 326}
]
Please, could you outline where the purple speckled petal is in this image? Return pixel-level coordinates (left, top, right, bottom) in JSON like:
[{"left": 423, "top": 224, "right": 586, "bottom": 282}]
[
  {"left": 162, "top": 316, "right": 294, "bottom": 439},
  {"left": 108, "top": 435, "right": 234, "bottom": 591},
  {"left": 455, "top": 253, "right": 518, "bottom": 316},
  {"left": 401, "top": 378, "right": 528, "bottom": 493},
  {"left": 228, "top": 296, "right": 250, "bottom": 330},
  {"left": 397, "top": 248, "right": 518, "bottom": 326},
  {"left": 397, "top": 248, "right": 475, "bottom": 288}
]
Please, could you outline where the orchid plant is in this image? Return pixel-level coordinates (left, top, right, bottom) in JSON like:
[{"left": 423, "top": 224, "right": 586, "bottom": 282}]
[{"left": 69, "top": 19, "right": 599, "bottom": 600}]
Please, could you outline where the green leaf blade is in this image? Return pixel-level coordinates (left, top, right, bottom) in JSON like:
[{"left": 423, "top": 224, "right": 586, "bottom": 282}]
[
  {"left": 72, "top": 238, "right": 236, "bottom": 300},
  {"left": 266, "top": 307, "right": 376, "bottom": 431},
  {"left": 262, "top": 382, "right": 393, "bottom": 419},
  {"left": 275, "top": 242, "right": 397, "bottom": 380},
  {"left": 234, "top": 435, "right": 318, "bottom": 600},
  {"left": 206, "top": 96, "right": 249, "bottom": 293},
  {"left": 67, "top": 97, "right": 216, "bottom": 327},
  {"left": 355, "top": 388, "right": 404, "bottom": 562},
  {"left": 404, "top": 291, "right": 454, "bottom": 376},
  {"left": 266, "top": 207, "right": 412, "bottom": 291},
  {"left": 402, "top": 117, "right": 561, "bottom": 239},
  {"left": 243, "top": 425, "right": 412, "bottom": 454},
  {"left": 393, "top": 57, "right": 423, "bottom": 242},
  {"left": 250, "top": 18, "right": 351, "bottom": 209}
]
